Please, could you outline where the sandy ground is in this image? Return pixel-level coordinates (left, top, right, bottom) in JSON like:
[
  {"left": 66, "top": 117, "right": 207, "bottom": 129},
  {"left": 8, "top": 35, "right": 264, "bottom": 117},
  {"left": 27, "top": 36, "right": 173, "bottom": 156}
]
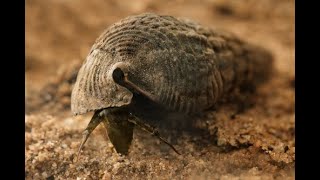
[{"left": 25, "top": 0, "right": 295, "bottom": 179}]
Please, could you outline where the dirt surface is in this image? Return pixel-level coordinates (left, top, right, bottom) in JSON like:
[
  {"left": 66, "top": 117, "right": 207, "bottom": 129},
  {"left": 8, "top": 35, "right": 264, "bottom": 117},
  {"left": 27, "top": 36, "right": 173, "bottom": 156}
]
[{"left": 25, "top": 0, "right": 295, "bottom": 179}]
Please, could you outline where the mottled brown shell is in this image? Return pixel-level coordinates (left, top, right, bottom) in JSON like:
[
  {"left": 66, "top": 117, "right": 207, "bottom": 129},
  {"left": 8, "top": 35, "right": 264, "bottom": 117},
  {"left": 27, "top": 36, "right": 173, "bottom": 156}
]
[{"left": 71, "top": 13, "right": 272, "bottom": 115}]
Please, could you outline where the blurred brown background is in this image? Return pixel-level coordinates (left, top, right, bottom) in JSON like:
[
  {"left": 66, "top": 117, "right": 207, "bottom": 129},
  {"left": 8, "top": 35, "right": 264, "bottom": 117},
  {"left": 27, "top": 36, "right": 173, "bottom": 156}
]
[{"left": 26, "top": 0, "right": 294, "bottom": 179}]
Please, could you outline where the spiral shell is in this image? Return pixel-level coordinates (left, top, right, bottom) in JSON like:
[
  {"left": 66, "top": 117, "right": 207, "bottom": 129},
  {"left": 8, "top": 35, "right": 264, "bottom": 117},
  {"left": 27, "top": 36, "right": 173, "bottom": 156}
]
[{"left": 71, "top": 13, "right": 273, "bottom": 115}]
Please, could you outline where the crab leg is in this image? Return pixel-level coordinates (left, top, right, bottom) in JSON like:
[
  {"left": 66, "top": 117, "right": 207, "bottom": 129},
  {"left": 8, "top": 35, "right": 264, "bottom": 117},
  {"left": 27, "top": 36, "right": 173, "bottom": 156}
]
[
  {"left": 102, "top": 110, "right": 134, "bottom": 155},
  {"left": 77, "top": 110, "right": 103, "bottom": 159},
  {"left": 128, "top": 114, "right": 181, "bottom": 155}
]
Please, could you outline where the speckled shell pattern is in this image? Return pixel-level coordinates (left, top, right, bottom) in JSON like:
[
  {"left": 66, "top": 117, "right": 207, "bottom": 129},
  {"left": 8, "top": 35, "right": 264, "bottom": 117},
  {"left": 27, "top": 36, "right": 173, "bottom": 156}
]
[{"left": 71, "top": 13, "right": 272, "bottom": 115}]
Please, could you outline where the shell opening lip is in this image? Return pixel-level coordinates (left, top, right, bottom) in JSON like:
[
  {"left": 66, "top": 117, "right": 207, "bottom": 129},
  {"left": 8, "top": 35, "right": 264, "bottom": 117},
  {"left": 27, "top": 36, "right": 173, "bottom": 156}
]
[{"left": 72, "top": 104, "right": 131, "bottom": 116}]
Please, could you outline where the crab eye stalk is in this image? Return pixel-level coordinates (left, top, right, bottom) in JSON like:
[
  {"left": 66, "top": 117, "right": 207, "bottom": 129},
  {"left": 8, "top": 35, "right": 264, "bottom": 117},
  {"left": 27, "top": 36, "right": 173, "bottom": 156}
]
[{"left": 112, "top": 67, "right": 140, "bottom": 95}]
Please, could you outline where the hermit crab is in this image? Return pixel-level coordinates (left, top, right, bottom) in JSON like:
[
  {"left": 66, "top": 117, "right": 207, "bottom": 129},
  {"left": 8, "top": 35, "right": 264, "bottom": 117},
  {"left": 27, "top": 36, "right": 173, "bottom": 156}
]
[{"left": 71, "top": 13, "right": 273, "bottom": 156}]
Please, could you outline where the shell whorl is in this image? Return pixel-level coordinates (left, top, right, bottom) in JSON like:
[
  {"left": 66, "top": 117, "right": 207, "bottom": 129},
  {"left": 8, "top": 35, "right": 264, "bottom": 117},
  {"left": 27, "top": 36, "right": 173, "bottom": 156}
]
[{"left": 71, "top": 49, "right": 133, "bottom": 115}]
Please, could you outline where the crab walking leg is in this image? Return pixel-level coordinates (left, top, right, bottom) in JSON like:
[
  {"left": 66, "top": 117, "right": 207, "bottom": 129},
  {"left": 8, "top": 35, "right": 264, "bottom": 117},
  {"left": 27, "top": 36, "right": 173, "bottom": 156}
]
[
  {"left": 77, "top": 110, "right": 103, "bottom": 159},
  {"left": 102, "top": 110, "right": 134, "bottom": 155},
  {"left": 128, "top": 115, "right": 181, "bottom": 155}
]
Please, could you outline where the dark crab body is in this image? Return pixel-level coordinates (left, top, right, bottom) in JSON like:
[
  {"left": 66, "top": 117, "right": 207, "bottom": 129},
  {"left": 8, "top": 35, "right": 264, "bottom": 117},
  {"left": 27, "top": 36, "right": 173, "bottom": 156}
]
[{"left": 71, "top": 13, "right": 273, "bottom": 155}]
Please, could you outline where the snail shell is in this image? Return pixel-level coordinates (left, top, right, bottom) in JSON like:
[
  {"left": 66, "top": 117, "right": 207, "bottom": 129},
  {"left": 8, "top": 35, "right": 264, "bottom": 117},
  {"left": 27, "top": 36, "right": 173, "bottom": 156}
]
[{"left": 71, "top": 13, "right": 273, "bottom": 116}]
